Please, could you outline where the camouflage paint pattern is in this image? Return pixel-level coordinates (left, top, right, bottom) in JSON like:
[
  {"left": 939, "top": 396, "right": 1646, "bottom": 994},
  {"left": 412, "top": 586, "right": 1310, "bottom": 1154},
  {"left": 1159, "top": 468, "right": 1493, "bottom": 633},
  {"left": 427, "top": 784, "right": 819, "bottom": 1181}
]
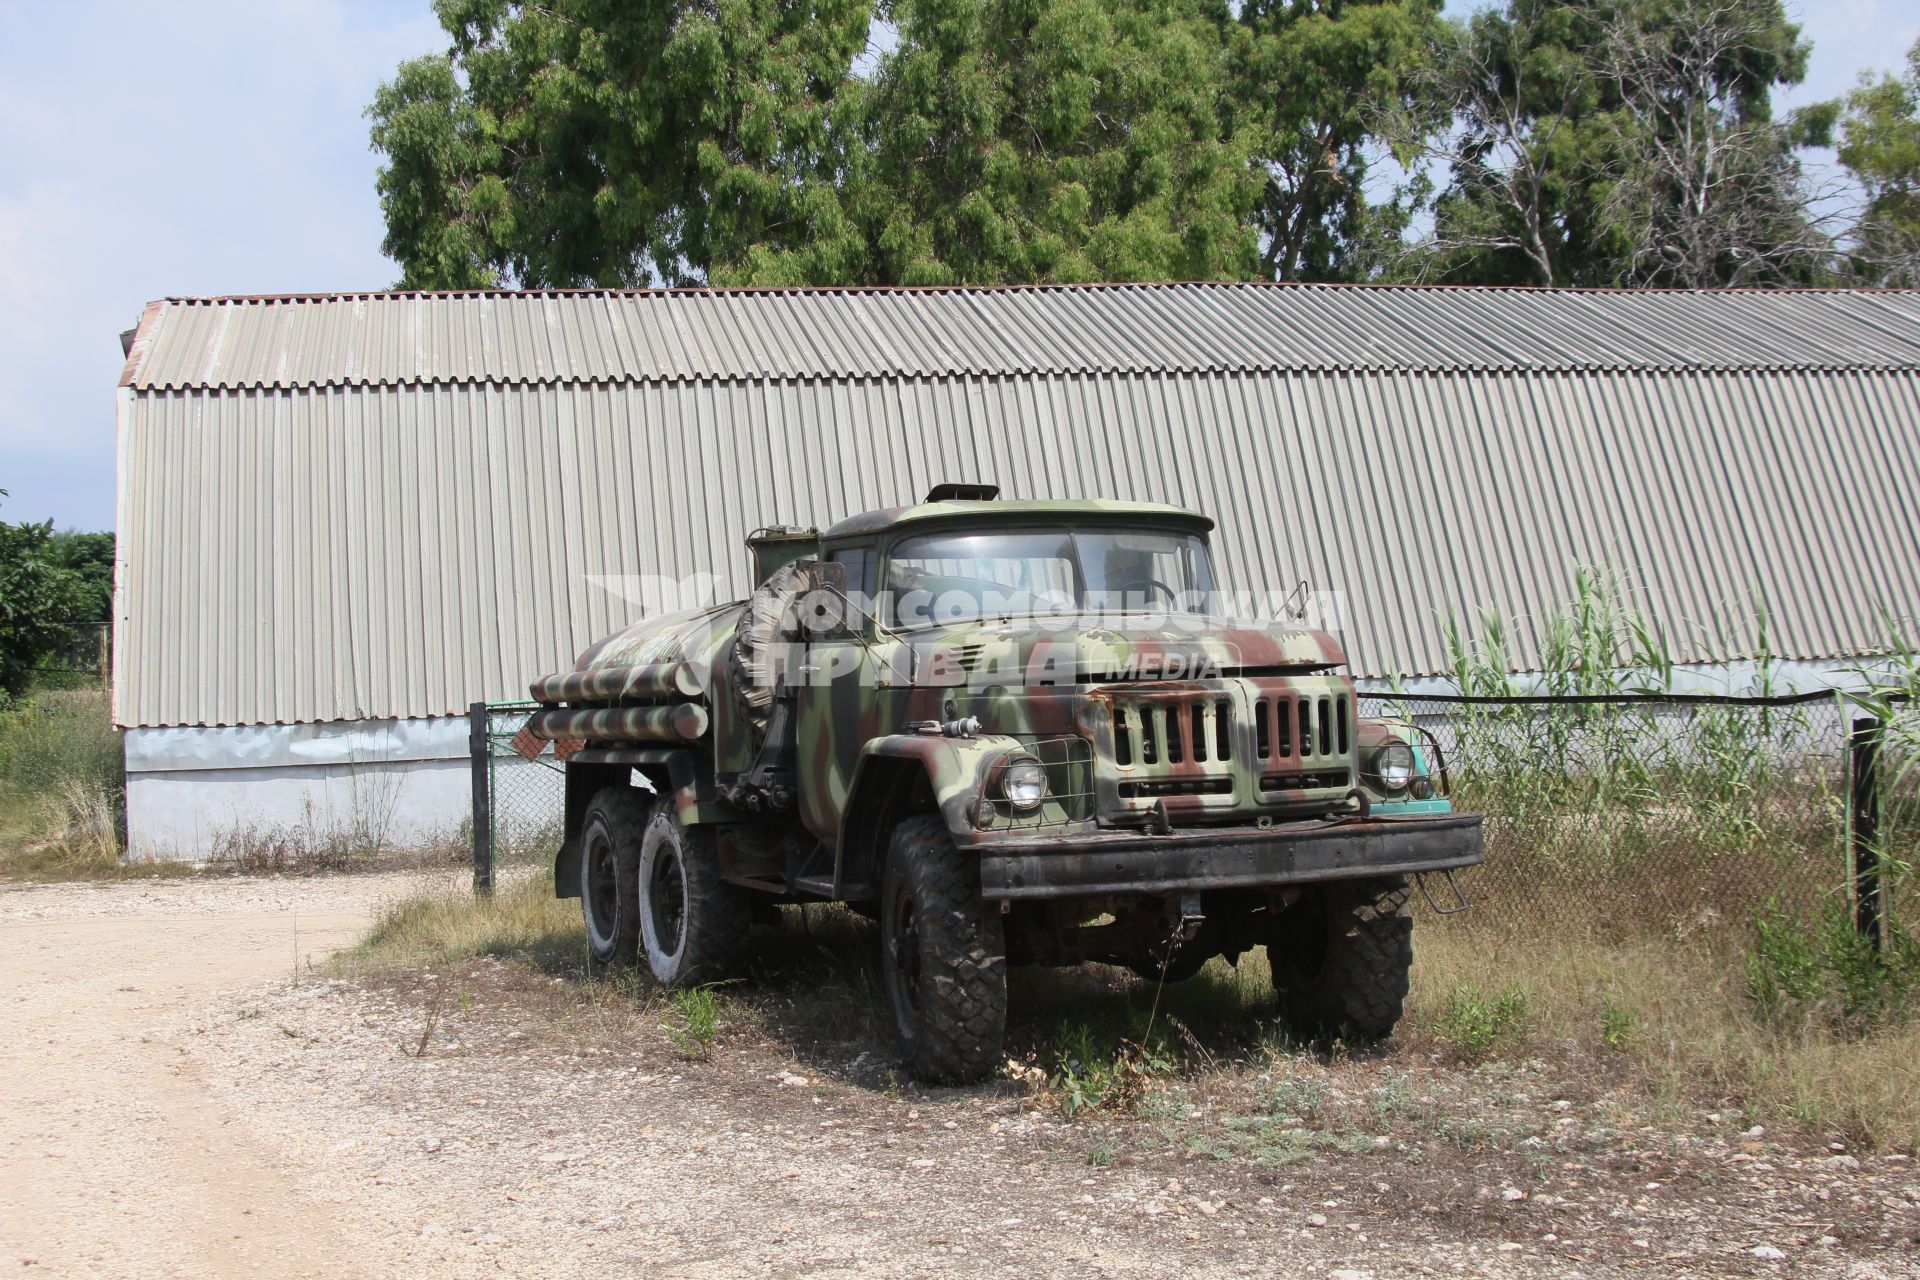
[
  {"left": 788, "top": 623, "right": 1361, "bottom": 843},
  {"left": 529, "top": 498, "right": 1451, "bottom": 866},
  {"left": 528, "top": 660, "right": 705, "bottom": 703}
]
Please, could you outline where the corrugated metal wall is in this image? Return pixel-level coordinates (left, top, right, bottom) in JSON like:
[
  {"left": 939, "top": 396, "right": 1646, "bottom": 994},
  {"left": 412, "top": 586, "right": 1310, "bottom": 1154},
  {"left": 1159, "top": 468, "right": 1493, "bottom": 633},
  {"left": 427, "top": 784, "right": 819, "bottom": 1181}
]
[{"left": 115, "top": 368, "right": 1920, "bottom": 727}]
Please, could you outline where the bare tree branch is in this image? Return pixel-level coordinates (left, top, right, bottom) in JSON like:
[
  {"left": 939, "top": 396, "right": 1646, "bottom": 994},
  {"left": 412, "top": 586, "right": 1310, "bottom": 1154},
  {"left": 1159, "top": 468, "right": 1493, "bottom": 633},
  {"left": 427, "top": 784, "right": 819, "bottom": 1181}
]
[
  {"left": 1373, "top": 9, "right": 1587, "bottom": 285},
  {"left": 1595, "top": 0, "right": 1835, "bottom": 286}
]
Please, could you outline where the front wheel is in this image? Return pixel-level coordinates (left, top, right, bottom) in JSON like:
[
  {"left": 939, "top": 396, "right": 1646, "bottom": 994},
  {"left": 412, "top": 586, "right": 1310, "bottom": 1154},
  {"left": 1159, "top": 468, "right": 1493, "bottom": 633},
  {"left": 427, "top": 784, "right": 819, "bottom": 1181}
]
[
  {"left": 1268, "top": 877, "right": 1413, "bottom": 1041},
  {"left": 879, "top": 815, "right": 1007, "bottom": 1083}
]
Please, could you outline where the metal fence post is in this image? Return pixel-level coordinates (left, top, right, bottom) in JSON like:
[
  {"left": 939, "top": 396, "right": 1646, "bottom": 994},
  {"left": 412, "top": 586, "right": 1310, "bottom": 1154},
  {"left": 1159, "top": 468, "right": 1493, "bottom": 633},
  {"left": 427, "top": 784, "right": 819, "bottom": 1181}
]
[
  {"left": 470, "top": 700, "right": 494, "bottom": 898},
  {"left": 1849, "top": 715, "right": 1883, "bottom": 951}
]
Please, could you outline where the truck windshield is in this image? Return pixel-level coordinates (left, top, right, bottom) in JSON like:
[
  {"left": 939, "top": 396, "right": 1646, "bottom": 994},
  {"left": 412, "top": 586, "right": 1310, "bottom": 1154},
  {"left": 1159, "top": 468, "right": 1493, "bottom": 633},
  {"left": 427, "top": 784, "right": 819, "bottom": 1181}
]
[{"left": 885, "top": 527, "right": 1217, "bottom": 629}]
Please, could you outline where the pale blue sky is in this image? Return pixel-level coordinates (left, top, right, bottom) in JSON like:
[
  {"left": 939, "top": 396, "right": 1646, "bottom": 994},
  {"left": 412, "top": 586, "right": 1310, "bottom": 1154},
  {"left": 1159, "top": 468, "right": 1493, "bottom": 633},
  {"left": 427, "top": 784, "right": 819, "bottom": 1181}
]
[{"left": 1, "top": 0, "right": 1912, "bottom": 533}]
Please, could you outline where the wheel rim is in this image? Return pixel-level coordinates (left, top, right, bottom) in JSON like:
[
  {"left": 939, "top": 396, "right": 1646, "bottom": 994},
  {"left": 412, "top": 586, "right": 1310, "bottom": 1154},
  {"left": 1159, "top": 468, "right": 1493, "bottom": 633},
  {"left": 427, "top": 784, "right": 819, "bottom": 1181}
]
[
  {"left": 583, "top": 825, "right": 619, "bottom": 947},
  {"left": 884, "top": 882, "right": 923, "bottom": 1039},
  {"left": 648, "top": 841, "right": 687, "bottom": 959}
]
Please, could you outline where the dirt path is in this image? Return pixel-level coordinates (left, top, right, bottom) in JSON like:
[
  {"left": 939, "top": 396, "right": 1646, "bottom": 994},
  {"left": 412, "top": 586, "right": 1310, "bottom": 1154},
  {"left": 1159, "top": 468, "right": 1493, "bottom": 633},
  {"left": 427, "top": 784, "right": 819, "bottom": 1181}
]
[
  {"left": 2, "top": 876, "right": 1914, "bottom": 1279},
  {"left": 0, "top": 874, "right": 441, "bottom": 1279}
]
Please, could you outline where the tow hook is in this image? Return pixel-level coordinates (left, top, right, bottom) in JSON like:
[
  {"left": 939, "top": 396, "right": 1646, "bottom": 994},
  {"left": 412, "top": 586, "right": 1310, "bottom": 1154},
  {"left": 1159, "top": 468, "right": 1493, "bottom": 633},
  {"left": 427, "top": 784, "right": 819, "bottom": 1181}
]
[{"left": 1176, "top": 891, "right": 1205, "bottom": 942}]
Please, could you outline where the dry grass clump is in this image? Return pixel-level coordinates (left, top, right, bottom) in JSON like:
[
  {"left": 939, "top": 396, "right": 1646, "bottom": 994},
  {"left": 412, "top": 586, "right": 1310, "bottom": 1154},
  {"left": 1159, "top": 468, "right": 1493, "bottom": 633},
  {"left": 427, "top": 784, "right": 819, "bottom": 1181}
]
[
  {"left": 205, "top": 816, "right": 472, "bottom": 876},
  {"left": 0, "top": 689, "right": 173, "bottom": 879},
  {"left": 342, "top": 874, "right": 582, "bottom": 973},
  {"left": 1410, "top": 912, "right": 1920, "bottom": 1150}
]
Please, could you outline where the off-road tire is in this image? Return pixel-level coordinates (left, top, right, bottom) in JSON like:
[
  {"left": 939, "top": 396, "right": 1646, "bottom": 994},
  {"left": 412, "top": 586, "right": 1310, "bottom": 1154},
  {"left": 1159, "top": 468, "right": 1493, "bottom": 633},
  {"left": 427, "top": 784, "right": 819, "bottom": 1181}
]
[
  {"left": 636, "top": 803, "right": 752, "bottom": 987},
  {"left": 880, "top": 814, "right": 1007, "bottom": 1083},
  {"left": 579, "top": 789, "right": 647, "bottom": 975},
  {"left": 1268, "top": 877, "right": 1413, "bottom": 1041}
]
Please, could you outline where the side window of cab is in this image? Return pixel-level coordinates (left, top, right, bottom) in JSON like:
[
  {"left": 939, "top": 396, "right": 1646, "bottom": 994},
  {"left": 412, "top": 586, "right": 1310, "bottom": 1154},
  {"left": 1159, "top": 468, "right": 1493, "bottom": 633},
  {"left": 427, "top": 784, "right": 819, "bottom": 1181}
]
[{"left": 824, "top": 545, "right": 876, "bottom": 637}]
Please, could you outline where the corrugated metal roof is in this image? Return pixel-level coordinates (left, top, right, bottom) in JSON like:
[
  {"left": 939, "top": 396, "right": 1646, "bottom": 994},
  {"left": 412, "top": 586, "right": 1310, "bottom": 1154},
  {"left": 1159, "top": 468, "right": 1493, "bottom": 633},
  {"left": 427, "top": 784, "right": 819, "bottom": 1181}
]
[
  {"left": 121, "top": 284, "right": 1920, "bottom": 392},
  {"left": 115, "top": 364, "right": 1920, "bottom": 727}
]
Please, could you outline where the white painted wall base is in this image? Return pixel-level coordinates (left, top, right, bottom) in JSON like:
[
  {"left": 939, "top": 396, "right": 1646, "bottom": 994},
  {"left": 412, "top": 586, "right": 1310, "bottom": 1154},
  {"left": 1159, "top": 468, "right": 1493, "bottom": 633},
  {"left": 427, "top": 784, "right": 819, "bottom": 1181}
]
[{"left": 124, "top": 716, "right": 473, "bottom": 862}]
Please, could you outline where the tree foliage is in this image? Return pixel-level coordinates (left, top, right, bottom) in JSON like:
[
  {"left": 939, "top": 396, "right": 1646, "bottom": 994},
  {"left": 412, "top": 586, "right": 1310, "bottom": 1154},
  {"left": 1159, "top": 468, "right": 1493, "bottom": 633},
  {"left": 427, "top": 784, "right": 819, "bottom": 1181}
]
[
  {"left": 0, "top": 502, "right": 111, "bottom": 702},
  {"left": 1380, "top": 0, "right": 1831, "bottom": 286},
  {"left": 1837, "top": 39, "right": 1920, "bottom": 285},
  {"left": 369, "top": 0, "right": 1851, "bottom": 289},
  {"left": 370, "top": 0, "right": 872, "bottom": 287},
  {"left": 1236, "top": 0, "right": 1443, "bottom": 281},
  {"left": 1592, "top": 0, "right": 1835, "bottom": 287},
  {"left": 846, "top": 0, "right": 1264, "bottom": 285}
]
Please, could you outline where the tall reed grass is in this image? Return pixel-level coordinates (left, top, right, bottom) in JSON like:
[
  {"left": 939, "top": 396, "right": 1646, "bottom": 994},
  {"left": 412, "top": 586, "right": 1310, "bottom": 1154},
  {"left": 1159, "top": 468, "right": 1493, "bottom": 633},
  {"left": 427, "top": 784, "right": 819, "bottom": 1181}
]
[{"left": 1384, "top": 569, "right": 1909, "bottom": 942}]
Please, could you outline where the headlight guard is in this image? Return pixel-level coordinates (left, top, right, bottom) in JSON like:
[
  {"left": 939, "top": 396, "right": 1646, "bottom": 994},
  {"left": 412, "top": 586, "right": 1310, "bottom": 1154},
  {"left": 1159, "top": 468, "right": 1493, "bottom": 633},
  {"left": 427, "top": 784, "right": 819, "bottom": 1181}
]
[
  {"left": 1369, "top": 741, "right": 1416, "bottom": 794},
  {"left": 997, "top": 755, "right": 1049, "bottom": 811}
]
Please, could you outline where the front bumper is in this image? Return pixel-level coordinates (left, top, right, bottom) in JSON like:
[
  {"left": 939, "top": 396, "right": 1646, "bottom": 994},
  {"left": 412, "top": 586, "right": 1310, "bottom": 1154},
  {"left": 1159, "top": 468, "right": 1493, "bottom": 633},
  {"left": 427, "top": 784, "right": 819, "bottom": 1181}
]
[{"left": 976, "top": 813, "right": 1483, "bottom": 900}]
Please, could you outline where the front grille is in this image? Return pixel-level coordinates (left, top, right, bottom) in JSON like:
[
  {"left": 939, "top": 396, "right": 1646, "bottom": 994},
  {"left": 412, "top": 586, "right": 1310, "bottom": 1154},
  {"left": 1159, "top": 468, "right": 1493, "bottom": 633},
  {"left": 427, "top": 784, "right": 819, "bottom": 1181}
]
[
  {"left": 1100, "top": 679, "right": 1354, "bottom": 822},
  {"left": 1252, "top": 694, "right": 1349, "bottom": 761},
  {"left": 1113, "top": 698, "right": 1234, "bottom": 768}
]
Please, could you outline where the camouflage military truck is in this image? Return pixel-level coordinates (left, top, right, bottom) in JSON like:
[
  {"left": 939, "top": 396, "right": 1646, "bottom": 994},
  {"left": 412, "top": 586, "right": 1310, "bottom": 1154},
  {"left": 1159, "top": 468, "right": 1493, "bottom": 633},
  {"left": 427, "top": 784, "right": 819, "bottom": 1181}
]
[{"left": 529, "top": 486, "right": 1482, "bottom": 1082}]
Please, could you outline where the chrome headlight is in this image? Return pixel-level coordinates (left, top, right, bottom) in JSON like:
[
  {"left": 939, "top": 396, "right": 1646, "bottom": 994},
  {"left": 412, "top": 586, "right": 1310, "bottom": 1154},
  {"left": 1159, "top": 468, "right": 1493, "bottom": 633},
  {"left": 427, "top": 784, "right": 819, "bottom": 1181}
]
[
  {"left": 999, "top": 756, "right": 1048, "bottom": 811},
  {"left": 1371, "top": 741, "right": 1416, "bottom": 793}
]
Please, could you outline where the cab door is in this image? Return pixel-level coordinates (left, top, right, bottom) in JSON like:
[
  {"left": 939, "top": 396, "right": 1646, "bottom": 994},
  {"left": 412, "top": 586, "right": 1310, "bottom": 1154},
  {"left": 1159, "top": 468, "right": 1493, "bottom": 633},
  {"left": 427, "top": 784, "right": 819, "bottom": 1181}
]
[{"left": 794, "top": 546, "right": 878, "bottom": 839}]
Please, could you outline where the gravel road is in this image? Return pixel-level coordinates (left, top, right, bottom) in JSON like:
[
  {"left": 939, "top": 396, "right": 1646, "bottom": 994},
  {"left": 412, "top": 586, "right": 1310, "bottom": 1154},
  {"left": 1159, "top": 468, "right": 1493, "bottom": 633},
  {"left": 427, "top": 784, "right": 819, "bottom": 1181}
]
[
  {"left": 0, "top": 873, "right": 440, "bottom": 1278},
  {"left": 1, "top": 875, "right": 1914, "bottom": 1279}
]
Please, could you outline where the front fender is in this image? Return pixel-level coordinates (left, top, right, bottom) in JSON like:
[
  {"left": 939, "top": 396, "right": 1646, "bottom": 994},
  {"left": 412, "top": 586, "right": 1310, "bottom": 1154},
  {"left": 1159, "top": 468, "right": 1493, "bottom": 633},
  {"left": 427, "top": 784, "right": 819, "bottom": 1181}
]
[
  {"left": 831, "top": 733, "right": 1021, "bottom": 893},
  {"left": 860, "top": 732, "right": 1019, "bottom": 833}
]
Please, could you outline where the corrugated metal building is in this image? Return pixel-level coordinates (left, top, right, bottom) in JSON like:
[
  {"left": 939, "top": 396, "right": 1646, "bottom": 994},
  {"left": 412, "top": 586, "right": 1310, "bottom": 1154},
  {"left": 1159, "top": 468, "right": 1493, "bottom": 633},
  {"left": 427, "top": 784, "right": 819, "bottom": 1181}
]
[{"left": 114, "top": 282, "right": 1920, "bottom": 857}]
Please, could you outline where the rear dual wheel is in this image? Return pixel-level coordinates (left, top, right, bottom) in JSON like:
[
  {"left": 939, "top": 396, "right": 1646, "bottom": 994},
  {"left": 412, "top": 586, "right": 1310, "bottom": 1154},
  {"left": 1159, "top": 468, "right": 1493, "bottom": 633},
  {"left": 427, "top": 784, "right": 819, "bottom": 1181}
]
[
  {"left": 578, "top": 791, "right": 645, "bottom": 975},
  {"left": 578, "top": 789, "right": 749, "bottom": 986}
]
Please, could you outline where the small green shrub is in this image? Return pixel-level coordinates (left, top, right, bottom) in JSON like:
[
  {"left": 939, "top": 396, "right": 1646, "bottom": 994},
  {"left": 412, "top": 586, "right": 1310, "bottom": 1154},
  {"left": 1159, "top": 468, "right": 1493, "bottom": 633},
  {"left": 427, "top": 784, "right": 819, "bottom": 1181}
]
[
  {"left": 1434, "top": 983, "right": 1534, "bottom": 1057},
  {"left": 1050, "top": 1023, "right": 1170, "bottom": 1116},
  {"left": 1600, "top": 997, "right": 1639, "bottom": 1051},
  {"left": 1260, "top": 1073, "right": 1327, "bottom": 1121},
  {"left": 1746, "top": 900, "right": 1918, "bottom": 1037},
  {"left": 668, "top": 985, "right": 722, "bottom": 1058},
  {"left": 1367, "top": 1071, "right": 1417, "bottom": 1120}
]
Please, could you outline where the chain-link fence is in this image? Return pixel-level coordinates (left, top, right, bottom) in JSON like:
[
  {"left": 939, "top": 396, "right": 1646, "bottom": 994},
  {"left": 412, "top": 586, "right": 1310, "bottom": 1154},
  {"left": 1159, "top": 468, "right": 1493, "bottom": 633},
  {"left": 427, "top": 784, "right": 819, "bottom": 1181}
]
[
  {"left": 470, "top": 691, "right": 1909, "bottom": 946},
  {"left": 468, "top": 702, "right": 566, "bottom": 892},
  {"left": 1358, "top": 691, "right": 1907, "bottom": 942}
]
